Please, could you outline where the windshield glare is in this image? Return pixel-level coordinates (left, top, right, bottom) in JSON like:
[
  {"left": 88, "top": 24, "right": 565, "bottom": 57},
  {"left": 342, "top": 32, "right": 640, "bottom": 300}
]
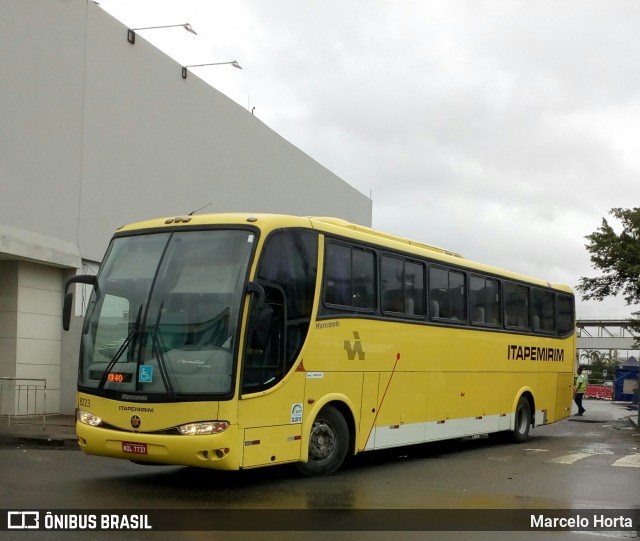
[{"left": 80, "top": 229, "right": 255, "bottom": 397}]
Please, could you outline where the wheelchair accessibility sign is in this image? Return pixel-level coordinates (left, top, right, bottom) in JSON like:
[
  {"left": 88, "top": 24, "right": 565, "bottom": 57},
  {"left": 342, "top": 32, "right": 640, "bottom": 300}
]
[{"left": 138, "top": 365, "right": 153, "bottom": 383}]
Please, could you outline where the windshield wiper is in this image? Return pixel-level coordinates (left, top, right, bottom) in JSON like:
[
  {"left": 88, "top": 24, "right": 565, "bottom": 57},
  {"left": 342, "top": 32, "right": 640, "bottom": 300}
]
[
  {"left": 98, "top": 304, "right": 143, "bottom": 391},
  {"left": 147, "top": 301, "right": 175, "bottom": 398}
]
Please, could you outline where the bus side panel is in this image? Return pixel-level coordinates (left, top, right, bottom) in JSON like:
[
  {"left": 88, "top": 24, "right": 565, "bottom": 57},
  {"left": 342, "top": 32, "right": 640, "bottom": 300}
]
[
  {"left": 358, "top": 372, "right": 380, "bottom": 451},
  {"left": 242, "top": 424, "right": 303, "bottom": 468},
  {"left": 238, "top": 372, "right": 306, "bottom": 468},
  {"left": 532, "top": 372, "right": 560, "bottom": 423},
  {"left": 425, "top": 372, "right": 447, "bottom": 425},
  {"left": 466, "top": 372, "right": 508, "bottom": 434},
  {"left": 371, "top": 372, "right": 428, "bottom": 449},
  {"left": 555, "top": 373, "right": 573, "bottom": 422},
  {"left": 303, "top": 371, "right": 363, "bottom": 420},
  {"left": 238, "top": 372, "right": 306, "bottom": 428},
  {"left": 444, "top": 372, "right": 471, "bottom": 423}
]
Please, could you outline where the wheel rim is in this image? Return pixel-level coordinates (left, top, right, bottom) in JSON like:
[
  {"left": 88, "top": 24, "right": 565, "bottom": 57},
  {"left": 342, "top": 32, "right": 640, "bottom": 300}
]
[
  {"left": 516, "top": 406, "right": 528, "bottom": 434},
  {"left": 308, "top": 419, "right": 336, "bottom": 461}
]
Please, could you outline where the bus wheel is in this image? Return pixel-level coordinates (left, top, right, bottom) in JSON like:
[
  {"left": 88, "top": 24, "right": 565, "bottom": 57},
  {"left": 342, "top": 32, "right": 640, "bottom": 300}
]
[
  {"left": 512, "top": 396, "right": 531, "bottom": 443},
  {"left": 296, "top": 405, "right": 349, "bottom": 477}
]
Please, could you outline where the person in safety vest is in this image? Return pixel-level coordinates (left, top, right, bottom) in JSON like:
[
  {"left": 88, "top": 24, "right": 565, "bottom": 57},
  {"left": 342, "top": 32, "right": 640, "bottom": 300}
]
[{"left": 574, "top": 366, "right": 587, "bottom": 416}]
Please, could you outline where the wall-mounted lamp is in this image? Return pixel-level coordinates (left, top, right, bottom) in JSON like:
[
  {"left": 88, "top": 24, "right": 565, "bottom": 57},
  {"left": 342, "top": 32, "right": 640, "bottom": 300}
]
[
  {"left": 127, "top": 23, "right": 197, "bottom": 44},
  {"left": 181, "top": 60, "right": 242, "bottom": 79}
]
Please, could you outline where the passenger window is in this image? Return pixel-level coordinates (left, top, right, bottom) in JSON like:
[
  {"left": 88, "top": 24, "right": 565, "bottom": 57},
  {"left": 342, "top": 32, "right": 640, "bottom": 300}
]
[
  {"left": 532, "top": 289, "right": 555, "bottom": 333},
  {"left": 429, "top": 267, "right": 466, "bottom": 322},
  {"left": 381, "top": 256, "right": 425, "bottom": 316},
  {"left": 352, "top": 249, "right": 375, "bottom": 309},
  {"left": 257, "top": 230, "right": 318, "bottom": 325},
  {"left": 324, "top": 244, "right": 351, "bottom": 306},
  {"left": 323, "top": 242, "right": 376, "bottom": 311},
  {"left": 470, "top": 275, "right": 501, "bottom": 326},
  {"left": 557, "top": 294, "right": 575, "bottom": 335},
  {"left": 504, "top": 282, "right": 530, "bottom": 330}
]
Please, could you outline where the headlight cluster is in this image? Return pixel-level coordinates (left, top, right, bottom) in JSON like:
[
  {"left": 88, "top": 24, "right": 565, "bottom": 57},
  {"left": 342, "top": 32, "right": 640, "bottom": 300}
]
[
  {"left": 177, "top": 421, "right": 230, "bottom": 435},
  {"left": 77, "top": 409, "right": 102, "bottom": 427},
  {"left": 77, "top": 409, "right": 229, "bottom": 435}
]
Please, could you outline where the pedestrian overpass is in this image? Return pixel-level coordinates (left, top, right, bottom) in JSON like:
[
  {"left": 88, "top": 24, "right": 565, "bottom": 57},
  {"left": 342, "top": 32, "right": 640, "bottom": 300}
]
[
  {"left": 576, "top": 320, "right": 639, "bottom": 404},
  {"left": 577, "top": 319, "right": 638, "bottom": 352}
]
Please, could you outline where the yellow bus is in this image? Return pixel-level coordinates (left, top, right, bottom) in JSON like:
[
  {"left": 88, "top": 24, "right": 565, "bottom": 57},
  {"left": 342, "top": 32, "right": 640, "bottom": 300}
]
[{"left": 63, "top": 213, "right": 575, "bottom": 476}]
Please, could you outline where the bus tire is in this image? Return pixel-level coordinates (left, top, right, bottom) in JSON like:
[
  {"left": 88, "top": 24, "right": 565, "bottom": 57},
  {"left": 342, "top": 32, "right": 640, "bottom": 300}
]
[
  {"left": 512, "top": 396, "right": 531, "bottom": 443},
  {"left": 296, "top": 405, "right": 349, "bottom": 477}
]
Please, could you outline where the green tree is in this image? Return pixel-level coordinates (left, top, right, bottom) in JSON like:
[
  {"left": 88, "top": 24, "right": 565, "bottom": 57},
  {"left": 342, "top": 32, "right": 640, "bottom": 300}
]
[
  {"left": 579, "top": 349, "right": 602, "bottom": 366},
  {"left": 576, "top": 207, "right": 640, "bottom": 345},
  {"left": 587, "top": 351, "right": 619, "bottom": 382},
  {"left": 578, "top": 350, "right": 618, "bottom": 382}
]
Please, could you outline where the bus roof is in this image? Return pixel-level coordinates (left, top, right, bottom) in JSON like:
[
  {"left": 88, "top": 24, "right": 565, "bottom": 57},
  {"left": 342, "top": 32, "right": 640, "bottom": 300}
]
[{"left": 115, "top": 212, "right": 573, "bottom": 293}]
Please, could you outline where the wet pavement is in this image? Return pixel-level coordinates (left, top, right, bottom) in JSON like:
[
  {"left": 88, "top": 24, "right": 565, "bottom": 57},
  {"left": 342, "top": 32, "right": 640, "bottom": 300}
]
[{"left": 567, "top": 399, "right": 638, "bottom": 427}]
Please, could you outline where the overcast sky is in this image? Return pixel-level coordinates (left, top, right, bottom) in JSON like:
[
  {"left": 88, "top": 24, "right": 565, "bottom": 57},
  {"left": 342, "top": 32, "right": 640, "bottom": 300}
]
[{"left": 99, "top": 0, "right": 640, "bottom": 322}]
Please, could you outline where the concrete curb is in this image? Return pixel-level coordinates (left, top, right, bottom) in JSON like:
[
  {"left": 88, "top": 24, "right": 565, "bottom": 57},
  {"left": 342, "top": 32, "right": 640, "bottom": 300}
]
[{"left": 0, "top": 433, "right": 78, "bottom": 449}]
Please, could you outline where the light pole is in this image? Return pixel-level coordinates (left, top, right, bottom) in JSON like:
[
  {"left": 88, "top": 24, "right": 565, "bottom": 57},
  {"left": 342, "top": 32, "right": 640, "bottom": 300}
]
[
  {"left": 127, "top": 23, "right": 197, "bottom": 44},
  {"left": 181, "top": 61, "right": 242, "bottom": 79}
]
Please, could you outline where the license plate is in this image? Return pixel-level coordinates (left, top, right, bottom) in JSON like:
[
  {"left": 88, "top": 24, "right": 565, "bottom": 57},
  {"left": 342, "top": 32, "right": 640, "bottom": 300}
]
[{"left": 122, "top": 442, "right": 147, "bottom": 455}]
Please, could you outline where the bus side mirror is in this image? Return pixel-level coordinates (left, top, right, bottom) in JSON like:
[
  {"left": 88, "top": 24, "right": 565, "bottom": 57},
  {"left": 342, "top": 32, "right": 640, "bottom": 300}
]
[
  {"left": 63, "top": 293, "right": 74, "bottom": 331},
  {"left": 246, "top": 281, "right": 265, "bottom": 307},
  {"left": 62, "top": 275, "right": 97, "bottom": 331}
]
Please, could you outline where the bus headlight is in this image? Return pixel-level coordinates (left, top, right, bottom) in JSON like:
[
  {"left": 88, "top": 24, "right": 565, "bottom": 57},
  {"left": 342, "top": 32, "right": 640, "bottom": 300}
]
[
  {"left": 77, "top": 409, "right": 103, "bottom": 427},
  {"left": 177, "top": 421, "right": 230, "bottom": 435}
]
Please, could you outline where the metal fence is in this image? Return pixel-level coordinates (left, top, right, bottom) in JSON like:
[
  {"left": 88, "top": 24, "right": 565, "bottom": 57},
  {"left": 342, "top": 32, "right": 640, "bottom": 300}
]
[{"left": 0, "top": 377, "right": 47, "bottom": 427}]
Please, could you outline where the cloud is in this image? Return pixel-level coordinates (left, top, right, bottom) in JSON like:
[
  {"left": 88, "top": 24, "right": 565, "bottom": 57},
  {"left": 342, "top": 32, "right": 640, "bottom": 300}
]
[{"left": 101, "top": 0, "right": 640, "bottom": 321}]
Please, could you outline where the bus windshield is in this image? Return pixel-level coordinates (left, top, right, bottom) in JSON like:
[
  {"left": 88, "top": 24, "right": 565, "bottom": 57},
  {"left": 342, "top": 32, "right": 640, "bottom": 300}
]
[{"left": 79, "top": 229, "right": 256, "bottom": 399}]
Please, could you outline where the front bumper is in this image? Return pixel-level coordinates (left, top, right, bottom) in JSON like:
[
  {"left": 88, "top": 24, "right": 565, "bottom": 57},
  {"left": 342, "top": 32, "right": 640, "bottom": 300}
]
[{"left": 76, "top": 421, "right": 242, "bottom": 470}]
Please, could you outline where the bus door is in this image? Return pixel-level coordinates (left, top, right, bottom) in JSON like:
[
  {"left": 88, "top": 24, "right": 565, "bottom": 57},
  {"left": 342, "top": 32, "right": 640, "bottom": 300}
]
[{"left": 237, "top": 229, "right": 318, "bottom": 468}]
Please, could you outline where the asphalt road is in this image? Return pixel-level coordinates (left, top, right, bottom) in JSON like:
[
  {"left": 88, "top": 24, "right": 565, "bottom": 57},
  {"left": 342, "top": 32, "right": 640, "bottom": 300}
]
[{"left": 1, "top": 400, "right": 638, "bottom": 541}]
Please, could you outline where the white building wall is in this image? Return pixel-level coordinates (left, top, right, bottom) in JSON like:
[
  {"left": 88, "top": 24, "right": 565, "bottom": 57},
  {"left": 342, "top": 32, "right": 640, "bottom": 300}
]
[
  {"left": 0, "top": 0, "right": 85, "bottom": 245},
  {"left": 15, "top": 263, "right": 63, "bottom": 414},
  {"left": 0, "top": 263, "right": 19, "bottom": 380},
  {"left": 0, "top": 262, "right": 60, "bottom": 414},
  {"left": 0, "top": 0, "right": 372, "bottom": 414},
  {"left": 1, "top": 0, "right": 371, "bottom": 264}
]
